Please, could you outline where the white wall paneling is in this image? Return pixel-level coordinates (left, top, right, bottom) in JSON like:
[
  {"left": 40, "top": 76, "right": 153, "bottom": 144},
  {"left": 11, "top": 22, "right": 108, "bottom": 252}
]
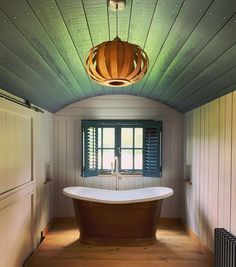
[
  {"left": 0, "top": 182, "right": 33, "bottom": 267},
  {"left": 0, "top": 93, "right": 54, "bottom": 266},
  {"left": 0, "top": 108, "right": 31, "bottom": 194},
  {"left": 231, "top": 92, "right": 236, "bottom": 235},
  {"left": 183, "top": 91, "right": 236, "bottom": 251},
  {"left": 54, "top": 95, "right": 183, "bottom": 218},
  {"left": 34, "top": 110, "right": 54, "bottom": 243}
]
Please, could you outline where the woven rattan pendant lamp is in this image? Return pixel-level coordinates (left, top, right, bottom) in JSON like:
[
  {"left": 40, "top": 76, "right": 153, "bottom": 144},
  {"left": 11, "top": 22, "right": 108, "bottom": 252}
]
[{"left": 85, "top": 0, "right": 149, "bottom": 87}]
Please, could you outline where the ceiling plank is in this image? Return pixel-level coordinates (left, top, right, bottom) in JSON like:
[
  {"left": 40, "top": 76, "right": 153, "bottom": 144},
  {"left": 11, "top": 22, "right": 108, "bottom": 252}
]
[
  {"left": 140, "top": 0, "right": 214, "bottom": 98},
  {"left": 122, "top": 0, "right": 158, "bottom": 96},
  {"left": 182, "top": 84, "right": 236, "bottom": 113},
  {"left": 26, "top": 0, "right": 96, "bottom": 98},
  {"left": 169, "top": 43, "right": 236, "bottom": 105},
  {"left": 56, "top": 0, "right": 107, "bottom": 96},
  {"left": 0, "top": 65, "right": 53, "bottom": 110},
  {"left": 156, "top": 11, "right": 236, "bottom": 102},
  {"left": 0, "top": 0, "right": 87, "bottom": 99},
  {"left": 176, "top": 66, "right": 236, "bottom": 111},
  {"left": 129, "top": 0, "right": 184, "bottom": 95},
  {"left": 147, "top": 0, "right": 236, "bottom": 101},
  {"left": 0, "top": 41, "right": 62, "bottom": 109},
  {"left": 0, "top": 8, "right": 78, "bottom": 110}
]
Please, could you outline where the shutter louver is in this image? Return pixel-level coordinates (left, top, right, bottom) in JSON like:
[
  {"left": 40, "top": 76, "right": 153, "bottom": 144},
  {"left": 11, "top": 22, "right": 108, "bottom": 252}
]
[
  {"left": 143, "top": 122, "right": 162, "bottom": 177},
  {"left": 83, "top": 121, "right": 98, "bottom": 177}
]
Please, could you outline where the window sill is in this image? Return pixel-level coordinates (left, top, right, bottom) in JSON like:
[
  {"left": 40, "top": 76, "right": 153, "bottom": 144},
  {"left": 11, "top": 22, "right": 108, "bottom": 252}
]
[{"left": 98, "top": 174, "right": 143, "bottom": 177}]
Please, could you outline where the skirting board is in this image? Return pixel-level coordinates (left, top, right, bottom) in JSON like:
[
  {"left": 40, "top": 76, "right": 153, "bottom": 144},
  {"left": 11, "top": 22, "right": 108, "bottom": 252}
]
[{"left": 184, "top": 224, "right": 213, "bottom": 263}]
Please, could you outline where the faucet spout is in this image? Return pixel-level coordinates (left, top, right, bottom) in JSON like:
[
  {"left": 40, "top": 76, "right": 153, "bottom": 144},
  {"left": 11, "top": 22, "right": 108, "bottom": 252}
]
[
  {"left": 114, "top": 156, "right": 119, "bottom": 174},
  {"left": 113, "top": 156, "right": 121, "bottom": 190}
]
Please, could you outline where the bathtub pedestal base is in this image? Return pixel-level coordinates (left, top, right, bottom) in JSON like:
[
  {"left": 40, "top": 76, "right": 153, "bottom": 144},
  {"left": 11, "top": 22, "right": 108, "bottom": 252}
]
[{"left": 73, "top": 198, "right": 163, "bottom": 246}]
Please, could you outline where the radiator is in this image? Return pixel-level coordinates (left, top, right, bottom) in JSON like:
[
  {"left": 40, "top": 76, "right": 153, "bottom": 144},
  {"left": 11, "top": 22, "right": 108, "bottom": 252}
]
[{"left": 214, "top": 228, "right": 236, "bottom": 267}]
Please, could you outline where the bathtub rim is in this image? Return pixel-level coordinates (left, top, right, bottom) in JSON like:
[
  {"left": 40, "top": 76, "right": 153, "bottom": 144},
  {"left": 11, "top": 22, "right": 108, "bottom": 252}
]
[{"left": 63, "top": 186, "right": 174, "bottom": 204}]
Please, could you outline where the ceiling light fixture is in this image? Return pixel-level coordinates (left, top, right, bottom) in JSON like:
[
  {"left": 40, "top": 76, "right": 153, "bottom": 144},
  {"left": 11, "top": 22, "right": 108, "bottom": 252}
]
[{"left": 85, "top": 0, "right": 149, "bottom": 87}]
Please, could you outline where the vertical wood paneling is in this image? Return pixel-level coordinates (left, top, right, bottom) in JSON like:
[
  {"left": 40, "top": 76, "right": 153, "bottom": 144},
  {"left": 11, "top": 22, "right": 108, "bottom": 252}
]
[
  {"left": 183, "top": 111, "right": 192, "bottom": 228},
  {"left": 143, "top": 177, "right": 153, "bottom": 188},
  {"left": 199, "top": 105, "right": 205, "bottom": 243},
  {"left": 183, "top": 114, "right": 188, "bottom": 225},
  {"left": 6, "top": 111, "right": 16, "bottom": 190},
  {"left": 57, "top": 120, "right": 67, "bottom": 217},
  {"left": 211, "top": 99, "right": 220, "bottom": 236},
  {"left": 169, "top": 120, "right": 181, "bottom": 218},
  {"left": 231, "top": 91, "right": 236, "bottom": 235},
  {"left": 190, "top": 109, "right": 196, "bottom": 233},
  {"left": 75, "top": 120, "right": 84, "bottom": 187},
  {"left": 0, "top": 183, "right": 34, "bottom": 267},
  {"left": 208, "top": 101, "right": 214, "bottom": 249},
  {"left": 66, "top": 120, "right": 76, "bottom": 216},
  {"left": 195, "top": 108, "right": 201, "bottom": 238},
  {"left": 160, "top": 120, "right": 170, "bottom": 217},
  {"left": 16, "top": 115, "right": 31, "bottom": 186},
  {"left": 0, "top": 209, "right": 8, "bottom": 267},
  {"left": 183, "top": 91, "right": 235, "bottom": 251},
  {"left": 203, "top": 104, "right": 209, "bottom": 247},
  {"left": 0, "top": 109, "right": 7, "bottom": 193},
  {"left": 3, "top": 194, "right": 32, "bottom": 267},
  {"left": 54, "top": 96, "right": 182, "bottom": 218},
  {"left": 53, "top": 119, "right": 59, "bottom": 216},
  {"left": 0, "top": 110, "right": 31, "bottom": 194},
  {"left": 224, "top": 94, "right": 232, "bottom": 230}
]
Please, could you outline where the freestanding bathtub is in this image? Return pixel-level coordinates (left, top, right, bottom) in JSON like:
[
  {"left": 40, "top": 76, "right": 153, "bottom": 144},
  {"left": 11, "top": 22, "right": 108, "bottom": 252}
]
[{"left": 63, "top": 186, "right": 174, "bottom": 246}]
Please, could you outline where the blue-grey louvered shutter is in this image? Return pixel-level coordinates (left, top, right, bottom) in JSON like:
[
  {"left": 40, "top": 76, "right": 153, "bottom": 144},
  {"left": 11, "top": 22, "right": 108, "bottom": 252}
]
[
  {"left": 143, "top": 121, "right": 162, "bottom": 177},
  {"left": 82, "top": 120, "right": 98, "bottom": 177}
]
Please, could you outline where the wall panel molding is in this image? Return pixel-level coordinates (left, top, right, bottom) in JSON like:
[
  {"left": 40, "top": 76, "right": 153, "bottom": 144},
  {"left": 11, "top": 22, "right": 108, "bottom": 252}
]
[{"left": 0, "top": 181, "right": 34, "bottom": 211}]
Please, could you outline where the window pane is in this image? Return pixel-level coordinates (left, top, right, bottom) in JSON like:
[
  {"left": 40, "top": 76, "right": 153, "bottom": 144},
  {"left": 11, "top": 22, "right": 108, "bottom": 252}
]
[
  {"left": 98, "top": 128, "right": 102, "bottom": 148},
  {"left": 135, "top": 128, "right": 143, "bottom": 148},
  {"left": 102, "top": 149, "right": 115, "bottom": 169},
  {"left": 121, "top": 128, "right": 133, "bottom": 148},
  {"left": 98, "top": 149, "right": 101, "bottom": 169},
  {"left": 121, "top": 149, "right": 133, "bottom": 169},
  {"left": 103, "top": 128, "right": 115, "bottom": 148},
  {"left": 134, "top": 149, "right": 143, "bottom": 169}
]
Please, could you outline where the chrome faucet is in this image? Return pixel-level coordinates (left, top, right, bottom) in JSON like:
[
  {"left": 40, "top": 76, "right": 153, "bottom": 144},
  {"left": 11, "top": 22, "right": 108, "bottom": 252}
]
[{"left": 112, "top": 156, "right": 122, "bottom": 190}]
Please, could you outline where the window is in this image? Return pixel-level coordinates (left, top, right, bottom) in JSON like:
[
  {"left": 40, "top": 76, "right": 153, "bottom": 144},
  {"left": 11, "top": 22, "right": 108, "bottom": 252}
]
[{"left": 82, "top": 120, "right": 162, "bottom": 177}]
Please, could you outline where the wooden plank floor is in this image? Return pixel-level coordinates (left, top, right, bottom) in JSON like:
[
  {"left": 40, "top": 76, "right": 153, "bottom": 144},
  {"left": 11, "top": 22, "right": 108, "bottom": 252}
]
[{"left": 27, "top": 221, "right": 212, "bottom": 267}]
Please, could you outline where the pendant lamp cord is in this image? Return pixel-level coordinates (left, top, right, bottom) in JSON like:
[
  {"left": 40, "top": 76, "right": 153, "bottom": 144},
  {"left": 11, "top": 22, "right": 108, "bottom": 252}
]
[{"left": 116, "top": 3, "right": 118, "bottom": 37}]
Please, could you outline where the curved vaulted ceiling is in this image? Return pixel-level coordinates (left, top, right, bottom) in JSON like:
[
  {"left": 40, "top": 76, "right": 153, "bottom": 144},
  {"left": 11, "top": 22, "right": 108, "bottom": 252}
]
[{"left": 0, "top": 0, "right": 235, "bottom": 113}]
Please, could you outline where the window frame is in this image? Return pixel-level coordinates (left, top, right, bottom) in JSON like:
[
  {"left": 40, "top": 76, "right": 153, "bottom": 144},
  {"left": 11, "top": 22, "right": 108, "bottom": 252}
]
[
  {"left": 119, "top": 126, "right": 144, "bottom": 174},
  {"left": 82, "top": 120, "right": 162, "bottom": 178}
]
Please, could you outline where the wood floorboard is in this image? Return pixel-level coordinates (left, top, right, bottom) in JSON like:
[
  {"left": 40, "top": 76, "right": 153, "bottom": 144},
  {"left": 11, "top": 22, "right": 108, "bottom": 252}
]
[{"left": 26, "top": 222, "right": 212, "bottom": 267}]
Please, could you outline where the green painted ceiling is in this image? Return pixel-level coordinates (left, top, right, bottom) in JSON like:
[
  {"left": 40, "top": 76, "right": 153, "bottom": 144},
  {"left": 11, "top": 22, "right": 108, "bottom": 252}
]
[{"left": 0, "top": 0, "right": 235, "bottom": 113}]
